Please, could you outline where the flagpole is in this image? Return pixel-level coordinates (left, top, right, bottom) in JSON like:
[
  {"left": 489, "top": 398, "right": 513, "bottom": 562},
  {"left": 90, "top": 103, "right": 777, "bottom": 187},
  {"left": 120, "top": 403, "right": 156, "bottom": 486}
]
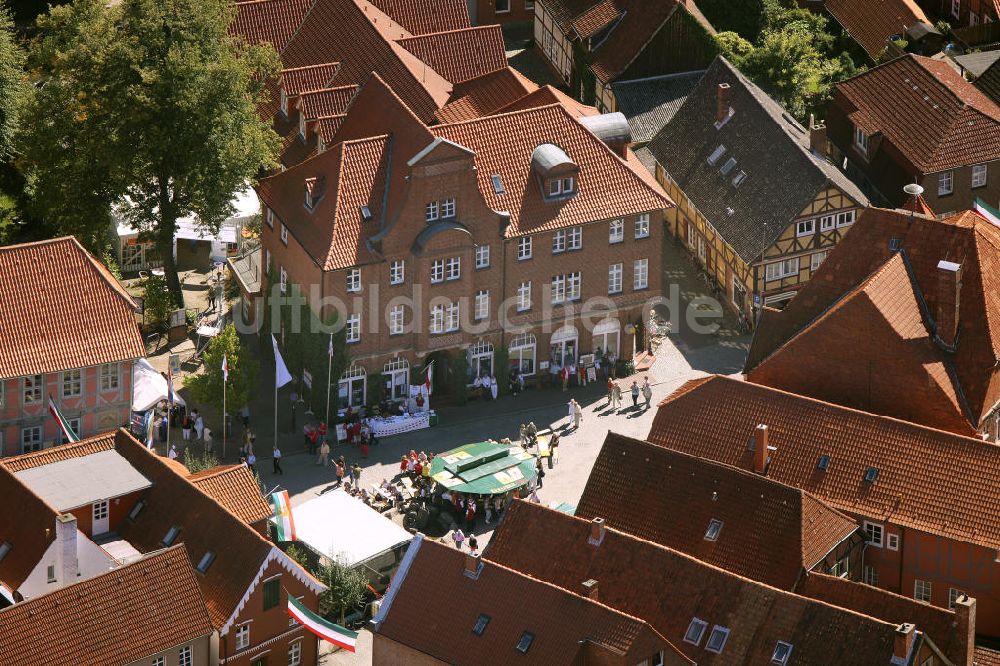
[
  {"left": 223, "top": 372, "right": 227, "bottom": 460},
  {"left": 325, "top": 333, "right": 333, "bottom": 426}
]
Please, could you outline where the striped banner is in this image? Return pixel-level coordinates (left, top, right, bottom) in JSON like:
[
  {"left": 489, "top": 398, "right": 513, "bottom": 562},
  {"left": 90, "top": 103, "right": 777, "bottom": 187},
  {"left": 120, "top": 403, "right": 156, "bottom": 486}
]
[
  {"left": 269, "top": 490, "right": 296, "bottom": 542},
  {"left": 47, "top": 396, "right": 79, "bottom": 443},
  {"left": 286, "top": 595, "right": 358, "bottom": 652}
]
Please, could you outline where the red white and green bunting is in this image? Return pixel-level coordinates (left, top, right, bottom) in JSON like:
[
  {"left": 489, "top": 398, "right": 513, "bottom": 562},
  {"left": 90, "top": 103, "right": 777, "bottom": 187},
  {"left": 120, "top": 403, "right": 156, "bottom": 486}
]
[
  {"left": 48, "top": 396, "right": 79, "bottom": 443},
  {"left": 287, "top": 595, "right": 358, "bottom": 652},
  {"left": 269, "top": 490, "right": 297, "bottom": 542},
  {"left": 974, "top": 198, "right": 1000, "bottom": 228}
]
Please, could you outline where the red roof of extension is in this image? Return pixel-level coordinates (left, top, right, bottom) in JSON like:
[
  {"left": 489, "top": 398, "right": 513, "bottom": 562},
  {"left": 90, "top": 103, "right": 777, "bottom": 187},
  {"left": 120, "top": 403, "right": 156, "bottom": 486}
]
[
  {"left": 231, "top": 0, "right": 312, "bottom": 50},
  {"left": 397, "top": 25, "right": 507, "bottom": 84},
  {"left": 826, "top": 0, "right": 929, "bottom": 59},
  {"left": 188, "top": 465, "right": 272, "bottom": 527},
  {"left": 280, "top": 64, "right": 340, "bottom": 97},
  {"left": 0, "top": 545, "right": 213, "bottom": 666},
  {"left": 277, "top": 0, "right": 452, "bottom": 122},
  {"left": 368, "top": 0, "right": 471, "bottom": 35},
  {"left": 746, "top": 207, "right": 1000, "bottom": 433},
  {"left": 299, "top": 85, "right": 358, "bottom": 120},
  {"left": 315, "top": 115, "right": 347, "bottom": 144},
  {"left": 836, "top": 54, "right": 1000, "bottom": 172},
  {"left": 484, "top": 501, "right": 916, "bottom": 666},
  {"left": 434, "top": 104, "right": 671, "bottom": 236},
  {"left": 498, "top": 85, "right": 601, "bottom": 118},
  {"left": 376, "top": 537, "right": 685, "bottom": 665},
  {"left": 977, "top": 647, "right": 1000, "bottom": 666},
  {"left": 0, "top": 237, "right": 144, "bottom": 380},
  {"left": 576, "top": 433, "right": 859, "bottom": 590},
  {"left": 434, "top": 67, "right": 538, "bottom": 124},
  {"left": 645, "top": 376, "right": 1000, "bottom": 551}
]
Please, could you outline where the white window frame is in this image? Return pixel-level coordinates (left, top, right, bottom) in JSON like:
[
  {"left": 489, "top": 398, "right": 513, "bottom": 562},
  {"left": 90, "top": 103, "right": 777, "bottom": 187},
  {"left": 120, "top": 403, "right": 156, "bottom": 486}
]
[
  {"left": 836, "top": 210, "right": 855, "bottom": 227},
  {"left": 390, "top": 260, "right": 405, "bottom": 285},
  {"left": 854, "top": 125, "right": 869, "bottom": 155},
  {"left": 430, "top": 304, "right": 445, "bottom": 334},
  {"left": 425, "top": 201, "right": 439, "bottom": 223},
  {"left": 914, "top": 579, "right": 932, "bottom": 603},
  {"left": 62, "top": 368, "right": 82, "bottom": 398},
  {"left": 609, "top": 219, "right": 624, "bottom": 244},
  {"left": 518, "top": 236, "right": 533, "bottom": 260},
  {"left": 21, "top": 426, "right": 42, "bottom": 453},
  {"left": 830, "top": 556, "right": 849, "bottom": 578},
  {"left": 562, "top": 176, "right": 574, "bottom": 194},
  {"left": 634, "top": 214, "right": 650, "bottom": 239},
  {"left": 972, "top": 164, "right": 988, "bottom": 188},
  {"left": 819, "top": 215, "right": 836, "bottom": 232},
  {"left": 279, "top": 266, "right": 287, "bottom": 294},
  {"left": 864, "top": 521, "right": 884, "bottom": 548},
  {"left": 445, "top": 302, "right": 460, "bottom": 332},
  {"left": 266, "top": 208, "right": 274, "bottom": 228},
  {"left": 796, "top": 219, "right": 815, "bottom": 237},
  {"left": 235, "top": 622, "right": 251, "bottom": 651},
  {"left": 765, "top": 258, "right": 799, "bottom": 282},
  {"left": 771, "top": 641, "right": 793, "bottom": 665},
  {"left": 23, "top": 375, "right": 42, "bottom": 405},
  {"left": 683, "top": 618, "right": 708, "bottom": 646},
  {"left": 288, "top": 639, "right": 302, "bottom": 666},
  {"left": 475, "top": 290, "right": 489, "bottom": 321},
  {"left": 551, "top": 275, "right": 566, "bottom": 304},
  {"left": 517, "top": 281, "right": 531, "bottom": 312},
  {"left": 389, "top": 305, "right": 405, "bottom": 335},
  {"left": 552, "top": 229, "right": 566, "bottom": 253},
  {"left": 441, "top": 197, "right": 456, "bottom": 218},
  {"left": 568, "top": 225, "right": 582, "bottom": 250},
  {"left": 99, "top": 363, "right": 120, "bottom": 392},
  {"left": 346, "top": 313, "right": 361, "bottom": 343},
  {"left": 705, "top": 626, "right": 730, "bottom": 654},
  {"left": 887, "top": 533, "right": 899, "bottom": 551},
  {"left": 62, "top": 417, "right": 82, "bottom": 444},
  {"left": 938, "top": 171, "right": 954, "bottom": 196},
  {"left": 810, "top": 251, "right": 828, "bottom": 271},
  {"left": 153, "top": 658, "right": 165, "bottom": 666},
  {"left": 346, "top": 268, "right": 361, "bottom": 293},
  {"left": 949, "top": 587, "right": 966, "bottom": 609},
  {"left": 431, "top": 259, "right": 445, "bottom": 283},
  {"left": 567, "top": 272, "right": 581, "bottom": 301},
  {"left": 475, "top": 244, "right": 490, "bottom": 269},
  {"left": 446, "top": 256, "right": 461, "bottom": 281},
  {"left": 633, "top": 259, "right": 649, "bottom": 290},
  {"left": 549, "top": 179, "right": 562, "bottom": 196},
  {"left": 863, "top": 565, "right": 878, "bottom": 586},
  {"left": 280, "top": 224, "right": 288, "bottom": 245},
  {"left": 509, "top": 333, "right": 536, "bottom": 376},
  {"left": 608, "top": 263, "right": 623, "bottom": 294}
]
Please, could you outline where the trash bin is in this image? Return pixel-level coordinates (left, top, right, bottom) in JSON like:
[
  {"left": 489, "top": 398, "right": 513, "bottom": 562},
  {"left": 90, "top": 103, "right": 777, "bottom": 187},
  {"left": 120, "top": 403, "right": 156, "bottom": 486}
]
[{"left": 429, "top": 411, "right": 439, "bottom": 427}]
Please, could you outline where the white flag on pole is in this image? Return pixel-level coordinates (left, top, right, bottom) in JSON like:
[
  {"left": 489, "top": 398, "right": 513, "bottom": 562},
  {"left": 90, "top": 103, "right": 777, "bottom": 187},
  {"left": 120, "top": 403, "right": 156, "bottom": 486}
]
[
  {"left": 272, "top": 335, "right": 293, "bottom": 388},
  {"left": 328, "top": 333, "right": 334, "bottom": 357}
]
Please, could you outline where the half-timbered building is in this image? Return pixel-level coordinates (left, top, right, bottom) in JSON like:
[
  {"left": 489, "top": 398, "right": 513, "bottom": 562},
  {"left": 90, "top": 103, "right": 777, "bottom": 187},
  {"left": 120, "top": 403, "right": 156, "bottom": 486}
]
[{"left": 646, "top": 57, "right": 867, "bottom": 320}]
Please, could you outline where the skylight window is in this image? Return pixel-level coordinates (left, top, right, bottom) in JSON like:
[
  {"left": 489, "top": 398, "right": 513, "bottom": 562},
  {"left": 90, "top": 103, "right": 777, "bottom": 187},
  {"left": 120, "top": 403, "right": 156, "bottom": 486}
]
[
  {"left": 196, "top": 551, "right": 216, "bottom": 573},
  {"left": 683, "top": 618, "right": 708, "bottom": 645},
  {"left": 516, "top": 631, "right": 534, "bottom": 654},
  {"left": 706, "top": 626, "right": 730, "bottom": 654},
  {"left": 772, "top": 641, "right": 793, "bottom": 665},
  {"left": 704, "top": 519, "right": 723, "bottom": 541},
  {"left": 707, "top": 144, "right": 727, "bottom": 166},
  {"left": 491, "top": 175, "right": 505, "bottom": 196},
  {"left": 162, "top": 526, "right": 180, "bottom": 546},
  {"left": 720, "top": 157, "right": 738, "bottom": 176},
  {"left": 817, "top": 455, "right": 830, "bottom": 471},
  {"left": 128, "top": 500, "right": 146, "bottom": 520},
  {"left": 0, "top": 542, "right": 10, "bottom": 562},
  {"left": 473, "top": 614, "right": 490, "bottom": 636},
  {"left": 360, "top": 205, "right": 372, "bottom": 222},
  {"left": 864, "top": 467, "right": 879, "bottom": 483},
  {"left": 732, "top": 170, "right": 747, "bottom": 187}
]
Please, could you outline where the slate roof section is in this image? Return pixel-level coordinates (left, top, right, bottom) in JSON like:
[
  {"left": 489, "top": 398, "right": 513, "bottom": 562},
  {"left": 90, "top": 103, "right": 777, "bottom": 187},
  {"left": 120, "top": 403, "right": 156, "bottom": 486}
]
[
  {"left": 0, "top": 545, "right": 213, "bottom": 666},
  {"left": 434, "top": 67, "right": 538, "bottom": 124},
  {"left": 953, "top": 50, "right": 1000, "bottom": 78},
  {"left": 745, "top": 207, "right": 1000, "bottom": 433},
  {"left": 231, "top": 0, "right": 312, "bottom": 50},
  {"left": 484, "top": 501, "right": 917, "bottom": 665},
  {"left": 375, "top": 537, "right": 684, "bottom": 665},
  {"left": 577, "top": 432, "right": 858, "bottom": 590},
  {"left": 367, "top": 0, "right": 471, "bottom": 36},
  {"left": 646, "top": 56, "right": 867, "bottom": 263},
  {"left": 611, "top": 71, "right": 703, "bottom": 144},
  {"left": 645, "top": 376, "right": 1000, "bottom": 551},
  {"left": 974, "top": 56, "right": 1000, "bottom": 105},
  {"left": 826, "top": 0, "right": 930, "bottom": 59},
  {"left": 0, "top": 237, "right": 144, "bottom": 380},
  {"left": 397, "top": 26, "right": 507, "bottom": 84},
  {"left": 188, "top": 465, "right": 272, "bottom": 527},
  {"left": 835, "top": 54, "right": 1000, "bottom": 173}
]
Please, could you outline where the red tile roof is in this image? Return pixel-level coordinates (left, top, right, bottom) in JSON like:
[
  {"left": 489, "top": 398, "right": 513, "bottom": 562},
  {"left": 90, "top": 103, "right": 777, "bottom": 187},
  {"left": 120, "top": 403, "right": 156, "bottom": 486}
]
[
  {"left": 397, "top": 26, "right": 507, "bottom": 84},
  {"left": 314, "top": 115, "right": 346, "bottom": 143},
  {"left": 484, "top": 501, "right": 917, "bottom": 665},
  {"left": 0, "top": 237, "right": 144, "bottom": 380},
  {"left": 576, "top": 433, "right": 859, "bottom": 590},
  {"left": 826, "top": 0, "right": 930, "bottom": 59},
  {"left": 645, "top": 376, "right": 1000, "bottom": 550},
  {"left": 434, "top": 67, "right": 538, "bottom": 124},
  {"left": 231, "top": 0, "right": 312, "bottom": 50},
  {"left": 497, "top": 84, "right": 601, "bottom": 118},
  {"left": 280, "top": 63, "right": 340, "bottom": 97},
  {"left": 835, "top": 54, "right": 1000, "bottom": 172},
  {"left": 299, "top": 85, "right": 358, "bottom": 120},
  {"left": 368, "top": 0, "right": 471, "bottom": 35},
  {"left": 977, "top": 646, "right": 1000, "bottom": 666},
  {"left": 746, "top": 207, "right": 1000, "bottom": 433},
  {"left": 571, "top": 0, "right": 621, "bottom": 39},
  {"left": 376, "top": 536, "right": 685, "bottom": 665},
  {"left": 0, "top": 545, "right": 213, "bottom": 666},
  {"left": 188, "top": 464, "right": 272, "bottom": 527}
]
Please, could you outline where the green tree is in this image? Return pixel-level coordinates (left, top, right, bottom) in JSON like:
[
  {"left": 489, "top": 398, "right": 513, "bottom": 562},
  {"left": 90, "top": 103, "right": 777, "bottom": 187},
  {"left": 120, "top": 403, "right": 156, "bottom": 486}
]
[
  {"left": 184, "top": 324, "right": 259, "bottom": 418},
  {"left": 0, "top": 7, "right": 25, "bottom": 162},
  {"left": 184, "top": 450, "right": 219, "bottom": 474},
  {"left": 20, "top": 0, "right": 280, "bottom": 307},
  {"left": 317, "top": 555, "right": 369, "bottom": 624},
  {"left": 142, "top": 274, "right": 175, "bottom": 331}
]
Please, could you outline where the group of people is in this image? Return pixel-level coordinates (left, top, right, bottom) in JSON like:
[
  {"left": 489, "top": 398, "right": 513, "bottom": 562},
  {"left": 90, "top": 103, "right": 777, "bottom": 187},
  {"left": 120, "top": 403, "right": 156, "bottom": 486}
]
[
  {"left": 607, "top": 376, "right": 653, "bottom": 410},
  {"left": 399, "top": 449, "right": 435, "bottom": 480}
]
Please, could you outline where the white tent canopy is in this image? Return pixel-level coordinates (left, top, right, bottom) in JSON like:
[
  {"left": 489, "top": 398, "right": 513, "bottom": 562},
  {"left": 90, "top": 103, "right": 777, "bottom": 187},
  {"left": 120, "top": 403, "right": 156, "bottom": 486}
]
[
  {"left": 115, "top": 184, "right": 260, "bottom": 244},
  {"left": 292, "top": 491, "right": 412, "bottom": 568},
  {"left": 132, "top": 358, "right": 185, "bottom": 412}
]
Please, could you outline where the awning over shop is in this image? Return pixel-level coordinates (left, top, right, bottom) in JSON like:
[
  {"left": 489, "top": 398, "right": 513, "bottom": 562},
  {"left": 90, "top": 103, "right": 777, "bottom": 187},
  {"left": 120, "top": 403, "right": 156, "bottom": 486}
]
[{"left": 430, "top": 441, "right": 537, "bottom": 496}]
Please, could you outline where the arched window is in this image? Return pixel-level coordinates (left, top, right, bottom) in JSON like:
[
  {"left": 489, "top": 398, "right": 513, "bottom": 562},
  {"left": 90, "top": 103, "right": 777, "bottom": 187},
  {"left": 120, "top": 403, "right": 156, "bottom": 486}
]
[
  {"left": 509, "top": 333, "right": 536, "bottom": 376},
  {"left": 383, "top": 358, "right": 410, "bottom": 401},
  {"left": 468, "top": 340, "right": 495, "bottom": 379},
  {"left": 338, "top": 364, "right": 367, "bottom": 408}
]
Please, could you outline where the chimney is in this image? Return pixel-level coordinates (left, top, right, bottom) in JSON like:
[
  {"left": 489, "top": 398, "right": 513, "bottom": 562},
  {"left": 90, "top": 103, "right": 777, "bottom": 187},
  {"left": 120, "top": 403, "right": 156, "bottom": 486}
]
[
  {"left": 753, "top": 424, "right": 769, "bottom": 474},
  {"left": 936, "top": 260, "right": 962, "bottom": 349},
  {"left": 810, "top": 122, "right": 828, "bottom": 157},
  {"left": 588, "top": 517, "right": 606, "bottom": 546},
  {"left": 716, "top": 83, "right": 731, "bottom": 124},
  {"left": 953, "top": 594, "right": 976, "bottom": 666},
  {"left": 56, "top": 513, "right": 78, "bottom": 585},
  {"left": 463, "top": 552, "right": 481, "bottom": 579},
  {"left": 581, "top": 579, "right": 599, "bottom": 601},
  {"left": 893, "top": 624, "right": 915, "bottom": 663}
]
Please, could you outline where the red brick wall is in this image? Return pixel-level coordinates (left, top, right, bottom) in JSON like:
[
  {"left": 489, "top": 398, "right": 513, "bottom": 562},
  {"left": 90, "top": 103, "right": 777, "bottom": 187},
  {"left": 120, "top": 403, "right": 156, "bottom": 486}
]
[
  {"left": 66, "top": 489, "right": 145, "bottom": 537},
  {"left": 474, "top": 0, "right": 535, "bottom": 24}
]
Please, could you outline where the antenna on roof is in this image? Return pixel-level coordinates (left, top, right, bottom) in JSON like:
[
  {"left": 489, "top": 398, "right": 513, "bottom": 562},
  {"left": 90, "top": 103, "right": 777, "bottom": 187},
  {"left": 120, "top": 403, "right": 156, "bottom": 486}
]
[{"left": 904, "top": 182, "right": 924, "bottom": 224}]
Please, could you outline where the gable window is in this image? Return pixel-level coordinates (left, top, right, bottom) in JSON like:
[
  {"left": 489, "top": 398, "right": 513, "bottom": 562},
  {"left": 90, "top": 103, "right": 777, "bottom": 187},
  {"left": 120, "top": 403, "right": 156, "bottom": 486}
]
[
  {"left": 548, "top": 179, "right": 561, "bottom": 196},
  {"left": 426, "top": 201, "right": 439, "bottom": 223},
  {"left": 609, "top": 219, "right": 624, "bottom": 244},
  {"left": 949, "top": 587, "right": 966, "bottom": 609},
  {"left": 830, "top": 556, "right": 849, "bottom": 578},
  {"left": 279, "top": 266, "right": 287, "bottom": 294},
  {"left": 23, "top": 375, "right": 42, "bottom": 405},
  {"left": 266, "top": 208, "right": 274, "bottom": 228},
  {"left": 20, "top": 426, "right": 41, "bottom": 453},
  {"left": 887, "top": 533, "right": 899, "bottom": 551},
  {"left": 552, "top": 229, "right": 566, "bottom": 253},
  {"left": 704, "top": 518, "right": 723, "bottom": 541},
  {"left": 820, "top": 215, "right": 836, "bottom": 231},
  {"left": 764, "top": 258, "right": 799, "bottom": 281},
  {"left": 390, "top": 305, "right": 405, "bottom": 335},
  {"left": 475, "top": 244, "right": 490, "bottom": 269},
  {"left": 475, "top": 290, "right": 489, "bottom": 321},
  {"left": 446, "top": 256, "right": 461, "bottom": 281},
  {"left": 153, "top": 658, "right": 165, "bottom": 666},
  {"left": 707, "top": 144, "right": 726, "bottom": 166},
  {"left": 864, "top": 521, "right": 884, "bottom": 548},
  {"left": 280, "top": 224, "right": 288, "bottom": 245},
  {"left": 518, "top": 236, "right": 532, "bottom": 260},
  {"left": 938, "top": 171, "right": 954, "bottom": 196},
  {"left": 62, "top": 369, "right": 82, "bottom": 398},
  {"left": 972, "top": 164, "right": 988, "bottom": 188},
  {"left": 633, "top": 259, "right": 649, "bottom": 290},
  {"left": 346, "top": 268, "right": 361, "bottom": 293},
  {"left": 441, "top": 198, "right": 456, "bottom": 218},
  {"left": 288, "top": 640, "right": 302, "bottom": 666},
  {"left": 516, "top": 631, "right": 534, "bottom": 653},
  {"left": 431, "top": 259, "right": 445, "bottom": 283},
  {"left": 863, "top": 565, "right": 879, "bottom": 586},
  {"left": 298, "top": 112, "right": 307, "bottom": 140},
  {"left": 810, "top": 251, "right": 828, "bottom": 271},
  {"left": 854, "top": 125, "right": 869, "bottom": 155},
  {"left": 705, "top": 626, "right": 730, "bottom": 654},
  {"left": 915, "top": 579, "right": 932, "bottom": 603},
  {"left": 473, "top": 614, "right": 490, "bottom": 636},
  {"left": 46, "top": 564, "right": 56, "bottom": 582},
  {"left": 568, "top": 226, "right": 582, "bottom": 249},
  {"left": 608, "top": 263, "right": 623, "bottom": 294},
  {"left": 99, "top": 363, "right": 120, "bottom": 391},
  {"left": 771, "top": 641, "right": 793, "bottom": 665},
  {"left": 346, "top": 314, "right": 361, "bottom": 343},
  {"left": 178, "top": 647, "right": 193, "bottom": 666},
  {"left": 263, "top": 577, "right": 281, "bottom": 610},
  {"left": 390, "top": 260, "right": 405, "bottom": 285},
  {"left": 236, "top": 623, "right": 251, "bottom": 651},
  {"left": 836, "top": 210, "right": 855, "bottom": 227},
  {"left": 517, "top": 282, "right": 531, "bottom": 312},
  {"left": 796, "top": 219, "right": 815, "bottom": 237},
  {"left": 684, "top": 618, "right": 708, "bottom": 645},
  {"left": 635, "top": 214, "right": 650, "bottom": 239}
]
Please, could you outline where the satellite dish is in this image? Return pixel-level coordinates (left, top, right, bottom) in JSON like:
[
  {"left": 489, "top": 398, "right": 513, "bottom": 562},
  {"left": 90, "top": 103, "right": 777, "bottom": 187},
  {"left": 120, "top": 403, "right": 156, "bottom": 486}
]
[{"left": 904, "top": 183, "right": 925, "bottom": 196}]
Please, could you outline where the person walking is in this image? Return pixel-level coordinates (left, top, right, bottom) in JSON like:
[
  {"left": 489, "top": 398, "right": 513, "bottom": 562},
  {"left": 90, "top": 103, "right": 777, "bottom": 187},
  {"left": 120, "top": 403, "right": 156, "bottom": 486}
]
[
  {"left": 630, "top": 380, "right": 640, "bottom": 408},
  {"left": 202, "top": 427, "right": 213, "bottom": 453},
  {"left": 335, "top": 460, "right": 345, "bottom": 487},
  {"left": 272, "top": 445, "right": 283, "bottom": 475},
  {"left": 642, "top": 376, "right": 653, "bottom": 409},
  {"left": 561, "top": 365, "right": 570, "bottom": 391},
  {"left": 606, "top": 379, "right": 615, "bottom": 407},
  {"left": 535, "top": 457, "right": 546, "bottom": 487},
  {"left": 352, "top": 462, "right": 362, "bottom": 486},
  {"left": 612, "top": 382, "right": 622, "bottom": 410},
  {"left": 167, "top": 443, "right": 178, "bottom": 460},
  {"left": 194, "top": 412, "right": 205, "bottom": 441},
  {"left": 317, "top": 438, "right": 330, "bottom": 466},
  {"left": 181, "top": 413, "right": 192, "bottom": 441},
  {"left": 572, "top": 399, "right": 583, "bottom": 430},
  {"left": 549, "top": 431, "right": 560, "bottom": 467},
  {"left": 246, "top": 451, "right": 257, "bottom": 473},
  {"left": 567, "top": 400, "right": 575, "bottom": 428},
  {"left": 452, "top": 528, "right": 466, "bottom": 550}
]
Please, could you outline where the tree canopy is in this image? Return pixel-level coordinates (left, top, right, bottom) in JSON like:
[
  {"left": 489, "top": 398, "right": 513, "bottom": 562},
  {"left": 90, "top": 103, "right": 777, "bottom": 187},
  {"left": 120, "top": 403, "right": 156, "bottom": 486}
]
[
  {"left": 19, "top": 0, "right": 280, "bottom": 305},
  {"left": 184, "top": 324, "right": 258, "bottom": 420}
]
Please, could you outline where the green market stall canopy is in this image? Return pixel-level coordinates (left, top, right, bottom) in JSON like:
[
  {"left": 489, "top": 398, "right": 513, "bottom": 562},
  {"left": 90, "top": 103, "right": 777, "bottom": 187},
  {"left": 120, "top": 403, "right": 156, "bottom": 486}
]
[{"left": 430, "top": 441, "right": 537, "bottom": 495}]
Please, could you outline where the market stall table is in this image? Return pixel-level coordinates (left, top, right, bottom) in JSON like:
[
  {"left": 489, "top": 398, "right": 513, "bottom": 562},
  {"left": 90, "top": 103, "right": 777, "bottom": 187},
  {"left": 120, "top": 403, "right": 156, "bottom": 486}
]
[
  {"left": 369, "top": 412, "right": 431, "bottom": 438},
  {"left": 430, "top": 441, "right": 538, "bottom": 496}
]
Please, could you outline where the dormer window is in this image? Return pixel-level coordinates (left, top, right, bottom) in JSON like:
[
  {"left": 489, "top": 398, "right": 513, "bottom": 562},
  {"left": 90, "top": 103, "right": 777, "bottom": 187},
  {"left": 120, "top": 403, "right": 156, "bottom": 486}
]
[
  {"left": 304, "top": 177, "right": 325, "bottom": 210},
  {"left": 280, "top": 89, "right": 289, "bottom": 117},
  {"left": 441, "top": 198, "right": 456, "bottom": 218},
  {"left": 854, "top": 125, "right": 869, "bottom": 155},
  {"left": 531, "top": 143, "right": 579, "bottom": 201},
  {"left": 426, "top": 201, "right": 439, "bottom": 223},
  {"left": 299, "top": 113, "right": 307, "bottom": 140}
]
